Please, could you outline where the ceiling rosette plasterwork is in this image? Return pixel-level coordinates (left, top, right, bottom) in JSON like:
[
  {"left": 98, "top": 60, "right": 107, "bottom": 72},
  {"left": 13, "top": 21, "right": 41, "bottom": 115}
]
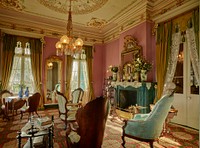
[
  {"left": 37, "top": 0, "right": 108, "bottom": 15},
  {"left": 0, "top": 0, "right": 24, "bottom": 11},
  {"left": 87, "top": 18, "right": 107, "bottom": 29}
]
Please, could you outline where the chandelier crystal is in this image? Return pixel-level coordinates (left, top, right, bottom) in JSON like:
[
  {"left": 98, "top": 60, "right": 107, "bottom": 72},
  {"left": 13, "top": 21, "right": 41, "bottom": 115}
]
[{"left": 55, "top": 0, "right": 83, "bottom": 56}]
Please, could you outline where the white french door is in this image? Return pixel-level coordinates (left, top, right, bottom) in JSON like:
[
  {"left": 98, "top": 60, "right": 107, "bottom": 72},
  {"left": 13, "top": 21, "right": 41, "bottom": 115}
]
[{"left": 172, "top": 42, "right": 199, "bottom": 130}]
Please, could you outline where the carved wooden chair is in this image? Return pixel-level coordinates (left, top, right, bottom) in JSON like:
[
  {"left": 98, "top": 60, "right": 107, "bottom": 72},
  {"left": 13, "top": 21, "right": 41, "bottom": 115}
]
[
  {"left": 67, "top": 88, "right": 84, "bottom": 111},
  {"left": 66, "top": 96, "right": 109, "bottom": 148},
  {"left": 0, "top": 90, "right": 13, "bottom": 120},
  {"left": 20, "top": 92, "right": 41, "bottom": 120},
  {"left": 9, "top": 99, "right": 26, "bottom": 119},
  {"left": 56, "top": 91, "right": 77, "bottom": 129}
]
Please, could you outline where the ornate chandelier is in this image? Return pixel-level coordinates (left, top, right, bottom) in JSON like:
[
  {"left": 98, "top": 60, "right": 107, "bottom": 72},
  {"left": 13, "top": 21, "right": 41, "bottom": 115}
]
[{"left": 55, "top": 0, "right": 83, "bottom": 56}]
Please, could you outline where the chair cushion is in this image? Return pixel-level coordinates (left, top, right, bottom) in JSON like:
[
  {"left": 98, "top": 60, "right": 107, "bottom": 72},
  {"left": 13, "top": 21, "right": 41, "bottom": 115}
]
[
  {"left": 67, "top": 106, "right": 78, "bottom": 111},
  {"left": 60, "top": 112, "right": 76, "bottom": 121},
  {"left": 1, "top": 105, "right": 5, "bottom": 109},
  {"left": 68, "top": 131, "right": 80, "bottom": 144},
  {"left": 20, "top": 105, "right": 29, "bottom": 112}
]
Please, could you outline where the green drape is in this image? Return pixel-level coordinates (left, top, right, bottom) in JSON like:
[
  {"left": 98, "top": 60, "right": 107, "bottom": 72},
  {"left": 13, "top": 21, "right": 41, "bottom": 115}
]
[
  {"left": 84, "top": 45, "right": 95, "bottom": 101},
  {"left": 2, "top": 34, "right": 17, "bottom": 90},
  {"left": 29, "top": 38, "right": 43, "bottom": 106},
  {"left": 65, "top": 55, "right": 73, "bottom": 99},
  {"left": 155, "top": 21, "right": 172, "bottom": 102}
]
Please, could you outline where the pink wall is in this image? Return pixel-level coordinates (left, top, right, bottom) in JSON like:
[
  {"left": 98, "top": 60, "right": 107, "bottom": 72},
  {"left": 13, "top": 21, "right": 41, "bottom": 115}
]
[
  {"left": 42, "top": 21, "right": 156, "bottom": 98},
  {"left": 93, "top": 21, "right": 156, "bottom": 97},
  {"left": 93, "top": 44, "right": 104, "bottom": 97},
  {"left": 103, "top": 39, "right": 120, "bottom": 78}
]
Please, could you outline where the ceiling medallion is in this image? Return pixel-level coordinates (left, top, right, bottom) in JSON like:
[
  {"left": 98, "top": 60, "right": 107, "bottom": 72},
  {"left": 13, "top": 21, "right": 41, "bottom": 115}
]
[
  {"left": 0, "top": 0, "right": 24, "bottom": 11},
  {"left": 37, "top": 0, "right": 108, "bottom": 15},
  {"left": 87, "top": 17, "right": 107, "bottom": 29}
]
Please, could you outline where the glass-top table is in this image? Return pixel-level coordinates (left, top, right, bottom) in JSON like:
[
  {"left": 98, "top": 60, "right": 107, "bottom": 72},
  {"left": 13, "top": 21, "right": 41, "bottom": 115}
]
[{"left": 17, "top": 116, "right": 54, "bottom": 148}]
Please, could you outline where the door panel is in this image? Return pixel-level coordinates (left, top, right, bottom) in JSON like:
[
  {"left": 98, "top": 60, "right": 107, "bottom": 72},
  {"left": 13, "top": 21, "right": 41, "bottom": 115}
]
[
  {"left": 171, "top": 42, "right": 199, "bottom": 130},
  {"left": 172, "top": 94, "right": 187, "bottom": 125},
  {"left": 186, "top": 95, "right": 199, "bottom": 129}
]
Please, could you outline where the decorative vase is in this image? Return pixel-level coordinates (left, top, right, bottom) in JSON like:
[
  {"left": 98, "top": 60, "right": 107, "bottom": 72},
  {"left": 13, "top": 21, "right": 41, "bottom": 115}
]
[
  {"left": 140, "top": 70, "right": 147, "bottom": 81},
  {"left": 112, "top": 72, "right": 117, "bottom": 81},
  {"left": 134, "top": 72, "right": 140, "bottom": 81},
  {"left": 25, "top": 87, "right": 29, "bottom": 97},
  {"left": 18, "top": 86, "right": 23, "bottom": 98}
]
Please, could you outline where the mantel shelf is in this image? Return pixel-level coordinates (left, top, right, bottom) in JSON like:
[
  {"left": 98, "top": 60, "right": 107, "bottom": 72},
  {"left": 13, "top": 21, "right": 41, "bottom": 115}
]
[{"left": 111, "top": 81, "right": 153, "bottom": 90}]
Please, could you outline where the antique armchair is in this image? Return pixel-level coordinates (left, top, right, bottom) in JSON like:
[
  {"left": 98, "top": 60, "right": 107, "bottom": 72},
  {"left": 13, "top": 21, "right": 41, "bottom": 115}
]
[
  {"left": 56, "top": 91, "right": 77, "bottom": 129},
  {"left": 9, "top": 99, "right": 26, "bottom": 119},
  {"left": 67, "top": 88, "right": 84, "bottom": 111},
  {"left": 66, "top": 96, "right": 109, "bottom": 148},
  {"left": 20, "top": 92, "right": 41, "bottom": 120},
  {"left": 0, "top": 90, "right": 13, "bottom": 105},
  {"left": 121, "top": 84, "right": 176, "bottom": 148},
  {"left": 0, "top": 90, "right": 13, "bottom": 120}
]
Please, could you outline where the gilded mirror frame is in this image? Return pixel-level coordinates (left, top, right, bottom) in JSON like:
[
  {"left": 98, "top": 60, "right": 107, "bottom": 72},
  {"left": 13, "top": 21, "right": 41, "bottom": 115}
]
[
  {"left": 121, "top": 35, "right": 142, "bottom": 80},
  {"left": 44, "top": 55, "right": 63, "bottom": 105}
]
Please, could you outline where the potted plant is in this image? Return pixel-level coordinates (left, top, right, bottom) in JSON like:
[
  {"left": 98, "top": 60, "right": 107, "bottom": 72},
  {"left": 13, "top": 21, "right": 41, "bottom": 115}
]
[{"left": 108, "top": 65, "right": 119, "bottom": 81}]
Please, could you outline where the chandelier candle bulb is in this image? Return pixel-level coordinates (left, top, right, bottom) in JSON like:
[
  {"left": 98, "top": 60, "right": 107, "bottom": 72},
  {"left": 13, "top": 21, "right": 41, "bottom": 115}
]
[{"left": 55, "top": 0, "right": 83, "bottom": 56}]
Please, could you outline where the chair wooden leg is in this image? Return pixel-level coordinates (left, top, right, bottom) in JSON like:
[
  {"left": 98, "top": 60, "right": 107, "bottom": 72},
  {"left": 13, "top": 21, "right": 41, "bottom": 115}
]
[
  {"left": 121, "top": 135, "right": 125, "bottom": 148},
  {"left": 35, "top": 111, "right": 40, "bottom": 118},
  {"left": 20, "top": 111, "right": 23, "bottom": 120},
  {"left": 149, "top": 141, "right": 154, "bottom": 148}
]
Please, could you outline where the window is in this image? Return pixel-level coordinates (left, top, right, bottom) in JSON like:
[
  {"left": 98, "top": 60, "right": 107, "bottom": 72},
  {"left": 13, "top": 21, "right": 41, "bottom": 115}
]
[
  {"left": 70, "top": 52, "right": 89, "bottom": 99},
  {"left": 8, "top": 41, "right": 35, "bottom": 94}
]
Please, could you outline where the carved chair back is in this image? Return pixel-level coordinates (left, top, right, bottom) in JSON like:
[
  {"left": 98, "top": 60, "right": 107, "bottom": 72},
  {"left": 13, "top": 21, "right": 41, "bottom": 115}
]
[
  {"left": 71, "top": 88, "right": 84, "bottom": 104},
  {"left": 75, "top": 96, "right": 109, "bottom": 147}
]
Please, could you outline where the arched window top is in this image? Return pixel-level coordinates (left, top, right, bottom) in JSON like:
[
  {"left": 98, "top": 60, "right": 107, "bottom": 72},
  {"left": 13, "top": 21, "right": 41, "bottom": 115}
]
[
  {"left": 15, "top": 41, "right": 30, "bottom": 55},
  {"left": 15, "top": 41, "right": 22, "bottom": 54},
  {"left": 25, "top": 42, "right": 30, "bottom": 55}
]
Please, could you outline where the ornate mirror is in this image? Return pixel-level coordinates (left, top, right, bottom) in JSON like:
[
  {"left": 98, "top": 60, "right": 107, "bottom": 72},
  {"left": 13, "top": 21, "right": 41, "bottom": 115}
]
[
  {"left": 121, "top": 35, "right": 142, "bottom": 80},
  {"left": 44, "top": 55, "right": 63, "bottom": 105}
]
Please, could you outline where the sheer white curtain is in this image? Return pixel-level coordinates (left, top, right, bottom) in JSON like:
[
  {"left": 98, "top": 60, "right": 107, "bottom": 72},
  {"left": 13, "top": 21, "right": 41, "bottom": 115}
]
[
  {"left": 186, "top": 27, "right": 200, "bottom": 84},
  {"left": 8, "top": 43, "right": 35, "bottom": 94},
  {"left": 164, "top": 26, "right": 199, "bottom": 95},
  {"left": 164, "top": 31, "right": 181, "bottom": 94},
  {"left": 70, "top": 58, "right": 89, "bottom": 105}
]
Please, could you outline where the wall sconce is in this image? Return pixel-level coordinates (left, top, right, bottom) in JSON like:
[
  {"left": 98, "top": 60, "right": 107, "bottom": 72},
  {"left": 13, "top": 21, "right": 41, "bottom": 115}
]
[
  {"left": 47, "top": 62, "right": 53, "bottom": 69},
  {"left": 178, "top": 51, "right": 183, "bottom": 62}
]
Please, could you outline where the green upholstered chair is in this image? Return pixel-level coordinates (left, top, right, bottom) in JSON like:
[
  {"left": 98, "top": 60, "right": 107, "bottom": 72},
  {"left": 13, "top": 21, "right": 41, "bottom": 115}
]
[{"left": 122, "top": 83, "right": 176, "bottom": 148}]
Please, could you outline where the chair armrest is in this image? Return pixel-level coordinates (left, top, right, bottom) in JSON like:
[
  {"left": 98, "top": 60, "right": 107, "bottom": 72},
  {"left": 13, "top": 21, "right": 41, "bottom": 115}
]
[{"left": 133, "top": 113, "right": 150, "bottom": 120}]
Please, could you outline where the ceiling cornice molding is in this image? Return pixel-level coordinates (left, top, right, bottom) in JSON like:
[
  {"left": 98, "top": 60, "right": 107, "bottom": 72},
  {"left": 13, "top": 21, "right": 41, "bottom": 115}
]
[
  {"left": 152, "top": 0, "right": 199, "bottom": 23},
  {"left": 1, "top": 28, "right": 44, "bottom": 39},
  {"left": 0, "top": 0, "right": 198, "bottom": 45}
]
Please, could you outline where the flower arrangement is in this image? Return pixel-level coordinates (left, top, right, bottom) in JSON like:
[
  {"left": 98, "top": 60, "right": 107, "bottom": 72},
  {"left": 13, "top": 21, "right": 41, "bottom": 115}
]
[{"left": 133, "top": 57, "right": 152, "bottom": 73}]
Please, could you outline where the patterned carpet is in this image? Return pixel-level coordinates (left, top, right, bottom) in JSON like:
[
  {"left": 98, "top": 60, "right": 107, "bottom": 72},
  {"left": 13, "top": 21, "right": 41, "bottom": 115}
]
[{"left": 0, "top": 109, "right": 199, "bottom": 148}]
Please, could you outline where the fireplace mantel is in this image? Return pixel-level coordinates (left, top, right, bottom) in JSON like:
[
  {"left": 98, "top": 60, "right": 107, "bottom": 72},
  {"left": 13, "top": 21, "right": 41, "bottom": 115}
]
[
  {"left": 111, "top": 81, "right": 152, "bottom": 90},
  {"left": 112, "top": 81, "right": 156, "bottom": 113}
]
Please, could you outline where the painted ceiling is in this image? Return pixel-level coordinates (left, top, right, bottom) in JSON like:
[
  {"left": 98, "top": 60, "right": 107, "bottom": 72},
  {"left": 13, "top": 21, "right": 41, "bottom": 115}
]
[{"left": 0, "top": 0, "right": 198, "bottom": 44}]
